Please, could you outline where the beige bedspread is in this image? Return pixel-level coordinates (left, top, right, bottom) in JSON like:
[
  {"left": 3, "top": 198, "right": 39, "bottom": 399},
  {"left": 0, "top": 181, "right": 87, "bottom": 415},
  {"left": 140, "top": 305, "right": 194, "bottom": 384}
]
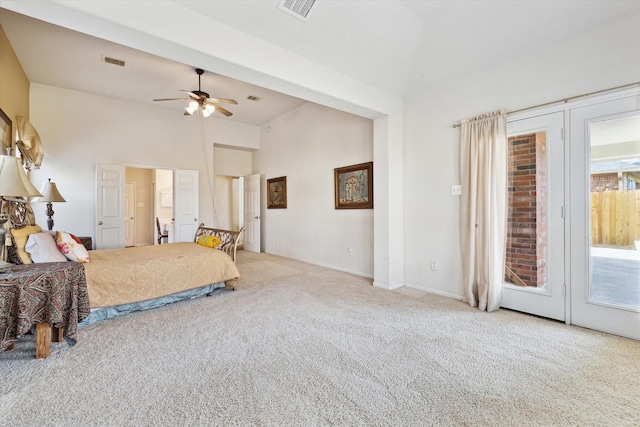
[{"left": 83, "top": 242, "right": 240, "bottom": 308}]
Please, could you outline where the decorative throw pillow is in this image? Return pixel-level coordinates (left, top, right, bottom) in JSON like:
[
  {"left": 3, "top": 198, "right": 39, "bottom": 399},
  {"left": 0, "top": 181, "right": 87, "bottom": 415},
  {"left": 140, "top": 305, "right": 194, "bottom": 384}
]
[
  {"left": 25, "top": 232, "right": 68, "bottom": 263},
  {"left": 10, "top": 225, "right": 43, "bottom": 264},
  {"left": 197, "top": 235, "right": 222, "bottom": 249},
  {"left": 56, "top": 231, "right": 90, "bottom": 263}
]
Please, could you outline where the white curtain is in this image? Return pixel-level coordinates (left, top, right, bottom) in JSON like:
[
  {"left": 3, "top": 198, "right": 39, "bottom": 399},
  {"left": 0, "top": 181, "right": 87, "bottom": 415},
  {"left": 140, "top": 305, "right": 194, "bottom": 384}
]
[{"left": 459, "top": 111, "right": 507, "bottom": 312}]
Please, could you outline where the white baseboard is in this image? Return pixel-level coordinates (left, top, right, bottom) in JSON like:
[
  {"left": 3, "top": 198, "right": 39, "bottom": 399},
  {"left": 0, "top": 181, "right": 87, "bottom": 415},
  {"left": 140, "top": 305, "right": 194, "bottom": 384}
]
[
  {"left": 267, "top": 252, "right": 374, "bottom": 279},
  {"left": 403, "top": 282, "right": 463, "bottom": 300}
]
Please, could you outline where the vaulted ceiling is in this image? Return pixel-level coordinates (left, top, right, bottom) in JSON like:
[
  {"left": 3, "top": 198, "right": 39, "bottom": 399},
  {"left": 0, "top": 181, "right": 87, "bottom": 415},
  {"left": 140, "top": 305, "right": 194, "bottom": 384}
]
[{"left": 1, "top": 1, "right": 639, "bottom": 126}]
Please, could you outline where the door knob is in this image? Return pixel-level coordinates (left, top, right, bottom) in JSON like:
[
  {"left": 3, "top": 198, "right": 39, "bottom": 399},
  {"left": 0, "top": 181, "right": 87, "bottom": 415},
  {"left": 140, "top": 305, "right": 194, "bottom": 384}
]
[{"left": 98, "top": 221, "right": 104, "bottom": 225}]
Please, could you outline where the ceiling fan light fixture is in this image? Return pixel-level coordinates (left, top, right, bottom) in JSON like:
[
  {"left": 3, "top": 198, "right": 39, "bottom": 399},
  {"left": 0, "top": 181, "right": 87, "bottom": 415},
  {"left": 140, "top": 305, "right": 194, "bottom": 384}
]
[
  {"left": 202, "top": 104, "right": 215, "bottom": 118},
  {"left": 185, "top": 101, "right": 198, "bottom": 115},
  {"left": 155, "top": 68, "right": 237, "bottom": 118}
]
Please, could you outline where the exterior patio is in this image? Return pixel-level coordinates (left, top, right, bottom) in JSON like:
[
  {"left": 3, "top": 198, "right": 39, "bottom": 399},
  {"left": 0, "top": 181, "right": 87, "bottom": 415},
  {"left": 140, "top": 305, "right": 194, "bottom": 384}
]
[{"left": 591, "top": 246, "right": 640, "bottom": 309}]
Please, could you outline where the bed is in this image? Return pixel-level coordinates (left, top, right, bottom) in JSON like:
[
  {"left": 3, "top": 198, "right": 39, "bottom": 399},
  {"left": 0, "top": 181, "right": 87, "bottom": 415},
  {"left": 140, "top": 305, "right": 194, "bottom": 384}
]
[
  {"left": 81, "top": 227, "right": 242, "bottom": 324},
  {"left": 2, "top": 197, "right": 242, "bottom": 332}
]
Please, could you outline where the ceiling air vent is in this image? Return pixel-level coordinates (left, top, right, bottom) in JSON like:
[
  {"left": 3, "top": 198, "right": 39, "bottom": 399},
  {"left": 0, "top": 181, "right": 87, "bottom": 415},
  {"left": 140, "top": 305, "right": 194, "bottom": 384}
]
[
  {"left": 278, "top": 0, "right": 316, "bottom": 22},
  {"left": 247, "top": 95, "right": 261, "bottom": 102},
  {"left": 102, "top": 55, "right": 125, "bottom": 67}
]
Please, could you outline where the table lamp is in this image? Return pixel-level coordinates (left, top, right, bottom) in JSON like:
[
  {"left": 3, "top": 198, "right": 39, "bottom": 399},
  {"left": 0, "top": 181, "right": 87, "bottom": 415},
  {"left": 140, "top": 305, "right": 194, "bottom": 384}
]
[
  {"left": 33, "top": 178, "right": 66, "bottom": 231},
  {"left": 0, "top": 155, "right": 43, "bottom": 270}
]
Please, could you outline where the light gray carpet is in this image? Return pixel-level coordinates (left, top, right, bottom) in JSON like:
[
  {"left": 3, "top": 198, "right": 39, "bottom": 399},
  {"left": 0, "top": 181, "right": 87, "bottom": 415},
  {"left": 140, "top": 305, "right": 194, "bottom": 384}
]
[{"left": 1, "top": 251, "right": 639, "bottom": 426}]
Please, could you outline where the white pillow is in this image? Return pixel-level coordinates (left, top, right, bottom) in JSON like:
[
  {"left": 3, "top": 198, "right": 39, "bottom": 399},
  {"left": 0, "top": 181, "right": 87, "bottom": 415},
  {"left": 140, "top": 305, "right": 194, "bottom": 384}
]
[{"left": 25, "top": 232, "right": 68, "bottom": 263}]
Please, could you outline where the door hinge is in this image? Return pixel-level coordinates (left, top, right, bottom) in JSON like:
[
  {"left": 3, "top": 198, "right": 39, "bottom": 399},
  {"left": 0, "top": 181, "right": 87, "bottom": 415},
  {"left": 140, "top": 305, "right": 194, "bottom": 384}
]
[
  {"left": 561, "top": 206, "right": 565, "bottom": 218},
  {"left": 561, "top": 128, "right": 565, "bottom": 140},
  {"left": 562, "top": 284, "right": 566, "bottom": 297}
]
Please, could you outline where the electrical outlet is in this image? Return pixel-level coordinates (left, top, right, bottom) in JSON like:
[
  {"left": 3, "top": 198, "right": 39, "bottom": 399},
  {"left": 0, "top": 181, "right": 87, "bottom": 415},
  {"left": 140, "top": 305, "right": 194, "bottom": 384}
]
[
  {"left": 450, "top": 185, "right": 462, "bottom": 196},
  {"left": 347, "top": 247, "right": 353, "bottom": 256},
  {"left": 431, "top": 260, "right": 438, "bottom": 270}
]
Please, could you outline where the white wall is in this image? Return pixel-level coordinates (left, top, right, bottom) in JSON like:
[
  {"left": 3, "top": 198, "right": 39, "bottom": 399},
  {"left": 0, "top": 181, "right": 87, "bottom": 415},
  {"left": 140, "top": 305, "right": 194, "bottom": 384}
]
[
  {"left": 403, "top": 10, "right": 640, "bottom": 298},
  {"left": 254, "top": 102, "right": 374, "bottom": 277},
  {"left": 213, "top": 175, "right": 232, "bottom": 230},
  {"left": 29, "top": 83, "right": 259, "bottom": 240}
]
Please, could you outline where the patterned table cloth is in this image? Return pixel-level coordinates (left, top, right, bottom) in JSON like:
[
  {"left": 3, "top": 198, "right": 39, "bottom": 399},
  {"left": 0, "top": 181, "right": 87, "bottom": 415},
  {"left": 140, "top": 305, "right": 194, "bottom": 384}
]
[{"left": 0, "top": 262, "right": 90, "bottom": 351}]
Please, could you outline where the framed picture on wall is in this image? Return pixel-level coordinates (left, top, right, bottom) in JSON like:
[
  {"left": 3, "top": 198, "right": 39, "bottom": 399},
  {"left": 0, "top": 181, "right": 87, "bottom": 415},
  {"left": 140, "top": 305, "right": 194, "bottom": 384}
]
[
  {"left": 334, "top": 162, "right": 373, "bottom": 209},
  {"left": 0, "top": 108, "right": 11, "bottom": 155},
  {"left": 267, "top": 176, "right": 287, "bottom": 209}
]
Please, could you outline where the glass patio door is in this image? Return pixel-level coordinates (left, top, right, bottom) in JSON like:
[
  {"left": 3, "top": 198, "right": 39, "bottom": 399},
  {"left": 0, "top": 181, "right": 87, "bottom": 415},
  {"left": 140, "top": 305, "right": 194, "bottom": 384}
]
[
  {"left": 569, "top": 92, "right": 640, "bottom": 340},
  {"left": 501, "top": 112, "right": 566, "bottom": 321}
]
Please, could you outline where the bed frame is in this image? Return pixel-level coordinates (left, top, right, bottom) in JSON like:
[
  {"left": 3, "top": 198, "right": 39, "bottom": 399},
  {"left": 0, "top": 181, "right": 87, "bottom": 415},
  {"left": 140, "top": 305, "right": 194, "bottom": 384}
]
[{"left": 194, "top": 223, "right": 244, "bottom": 262}]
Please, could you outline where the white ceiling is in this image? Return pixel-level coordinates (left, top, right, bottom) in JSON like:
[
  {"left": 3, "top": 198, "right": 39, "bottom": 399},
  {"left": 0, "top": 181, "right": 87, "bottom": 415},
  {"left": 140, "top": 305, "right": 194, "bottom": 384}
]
[
  {"left": 1, "top": 1, "right": 640, "bottom": 126},
  {"left": 0, "top": 8, "right": 308, "bottom": 126}
]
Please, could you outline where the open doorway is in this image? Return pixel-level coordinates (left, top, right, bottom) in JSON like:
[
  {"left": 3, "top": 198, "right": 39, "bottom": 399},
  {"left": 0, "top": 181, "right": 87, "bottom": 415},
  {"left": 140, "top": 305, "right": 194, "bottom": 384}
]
[
  {"left": 124, "top": 167, "right": 173, "bottom": 247},
  {"left": 155, "top": 169, "right": 174, "bottom": 244},
  {"left": 124, "top": 167, "right": 157, "bottom": 246},
  {"left": 214, "top": 175, "right": 245, "bottom": 246}
]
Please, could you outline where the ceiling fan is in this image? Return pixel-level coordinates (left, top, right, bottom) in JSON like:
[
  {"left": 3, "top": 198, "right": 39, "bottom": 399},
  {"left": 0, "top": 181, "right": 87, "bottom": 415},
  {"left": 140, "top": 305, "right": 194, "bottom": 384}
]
[{"left": 153, "top": 68, "right": 237, "bottom": 117}]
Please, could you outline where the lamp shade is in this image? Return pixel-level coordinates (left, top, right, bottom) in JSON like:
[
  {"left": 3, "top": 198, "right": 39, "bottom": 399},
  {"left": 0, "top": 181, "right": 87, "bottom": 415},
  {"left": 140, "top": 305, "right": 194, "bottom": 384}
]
[
  {"left": 33, "top": 179, "right": 66, "bottom": 203},
  {"left": 0, "top": 155, "right": 43, "bottom": 197}
]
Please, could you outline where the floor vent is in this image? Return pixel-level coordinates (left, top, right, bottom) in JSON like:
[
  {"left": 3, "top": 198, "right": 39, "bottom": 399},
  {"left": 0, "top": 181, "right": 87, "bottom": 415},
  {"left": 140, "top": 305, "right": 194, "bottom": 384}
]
[
  {"left": 102, "top": 55, "right": 125, "bottom": 67},
  {"left": 278, "top": 0, "right": 316, "bottom": 22}
]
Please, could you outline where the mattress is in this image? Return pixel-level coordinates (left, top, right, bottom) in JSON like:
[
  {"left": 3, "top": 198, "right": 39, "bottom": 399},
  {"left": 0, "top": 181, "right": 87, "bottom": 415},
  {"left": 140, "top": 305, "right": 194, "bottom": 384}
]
[{"left": 83, "top": 242, "right": 240, "bottom": 308}]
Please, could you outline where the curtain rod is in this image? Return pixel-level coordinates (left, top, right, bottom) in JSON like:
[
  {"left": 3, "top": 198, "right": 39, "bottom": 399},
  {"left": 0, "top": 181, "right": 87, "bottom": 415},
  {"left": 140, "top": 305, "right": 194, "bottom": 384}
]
[{"left": 452, "top": 81, "right": 640, "bottom": 128}]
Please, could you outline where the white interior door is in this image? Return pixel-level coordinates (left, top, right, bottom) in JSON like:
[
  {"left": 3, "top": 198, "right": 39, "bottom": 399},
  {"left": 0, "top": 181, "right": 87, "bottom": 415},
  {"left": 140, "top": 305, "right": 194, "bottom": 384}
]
[
  {"left": 173, "top": 169, "right": 199, "bottom": 242},
  {"left": 96, "top": 163, "right": 125, "bottom": 249},
  {"left": 124, "top": 182, "right": 135, "bottom": 247},
  {"left": 244, "top": 173, "right": 261, "bottom": 253},
  {"left": 501, "top": 112, "right": 566, "bottom": 321},
  {"left": 569, "top": 91, "right": 640, "bottom": 340}
]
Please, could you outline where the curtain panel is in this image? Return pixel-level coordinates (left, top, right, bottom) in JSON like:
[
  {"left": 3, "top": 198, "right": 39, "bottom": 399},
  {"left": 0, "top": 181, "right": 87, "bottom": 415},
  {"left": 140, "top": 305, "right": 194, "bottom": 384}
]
[{"left": 459, "top": 111, "right": 507, "bottom": 312}]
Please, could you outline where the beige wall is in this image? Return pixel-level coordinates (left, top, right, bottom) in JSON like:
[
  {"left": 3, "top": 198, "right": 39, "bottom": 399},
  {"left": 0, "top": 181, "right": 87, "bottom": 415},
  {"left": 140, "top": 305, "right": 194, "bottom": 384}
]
[{"left": 0, "top": 25, "right": 29, "bottom": 153}]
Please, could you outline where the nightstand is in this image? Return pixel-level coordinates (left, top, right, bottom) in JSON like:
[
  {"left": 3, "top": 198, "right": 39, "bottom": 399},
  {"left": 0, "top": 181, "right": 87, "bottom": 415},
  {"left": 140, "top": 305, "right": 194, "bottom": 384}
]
[{"left": 77, "top": 236, "right": 92, "bottom": 251}]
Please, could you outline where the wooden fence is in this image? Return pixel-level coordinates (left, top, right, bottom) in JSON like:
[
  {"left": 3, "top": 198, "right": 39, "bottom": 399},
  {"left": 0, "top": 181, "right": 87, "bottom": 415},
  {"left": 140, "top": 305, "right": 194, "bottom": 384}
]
[{"left": 591, "top": 190, "right": 640, "bottom": 248}]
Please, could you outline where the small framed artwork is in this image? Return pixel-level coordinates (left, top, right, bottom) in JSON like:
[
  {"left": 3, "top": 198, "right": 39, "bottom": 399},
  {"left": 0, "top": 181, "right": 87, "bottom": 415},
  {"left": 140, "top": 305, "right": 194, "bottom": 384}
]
[
  {"left": 0, "top": 108, "right": 11, "bottom": 155},
  {"left": 267, "top": 176, "right": 287, "bottom": 209},
  {"left": 334, "top": 162, "right": 373, "bottom": 209}
]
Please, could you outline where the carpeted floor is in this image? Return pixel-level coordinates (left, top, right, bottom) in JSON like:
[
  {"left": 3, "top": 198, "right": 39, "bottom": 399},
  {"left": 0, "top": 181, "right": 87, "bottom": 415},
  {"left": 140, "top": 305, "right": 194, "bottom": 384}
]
[{"left": 1, "top": 251, "right": 639, "bottom": 426}]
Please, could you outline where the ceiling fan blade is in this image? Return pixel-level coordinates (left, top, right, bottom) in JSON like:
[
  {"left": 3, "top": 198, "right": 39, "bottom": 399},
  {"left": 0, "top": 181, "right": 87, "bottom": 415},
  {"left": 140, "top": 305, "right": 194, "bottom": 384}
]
[
  {"left": 214, "top": 105, "right": 233, "bottom": 117},
  {"left": 209, "top": 97, "right": 238, "bottom": 105},
  {"left": 153, "top": 97, "right": 190, "bottom": 102}
]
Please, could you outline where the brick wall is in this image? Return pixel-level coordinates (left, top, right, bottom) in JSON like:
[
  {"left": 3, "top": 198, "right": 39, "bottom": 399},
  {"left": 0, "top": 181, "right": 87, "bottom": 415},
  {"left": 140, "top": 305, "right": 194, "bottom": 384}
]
[
  {"left": 506, "top": 132, "right": 547, "bottom": 287},
  {"left": 590, "top": 173, "right": 618, "bottom": 192}
]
